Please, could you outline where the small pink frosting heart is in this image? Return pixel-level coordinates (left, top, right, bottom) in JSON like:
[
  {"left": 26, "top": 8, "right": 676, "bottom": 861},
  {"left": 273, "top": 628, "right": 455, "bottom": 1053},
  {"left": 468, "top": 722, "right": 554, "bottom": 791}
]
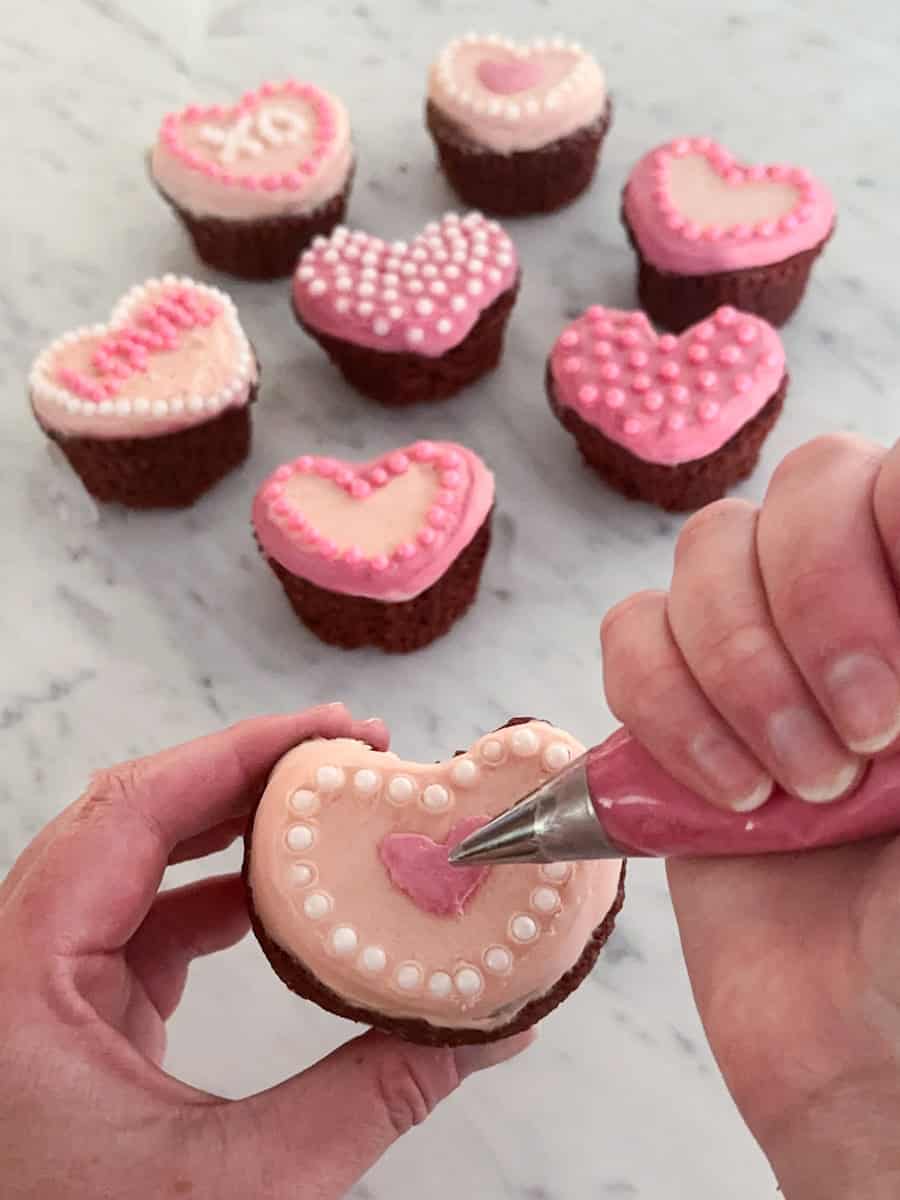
[
  {"left": 476, "top": 57, "right": 544, "bottom": 94},
  {"left": 379, "top": 817, "right": 489, "bottom": 917}
]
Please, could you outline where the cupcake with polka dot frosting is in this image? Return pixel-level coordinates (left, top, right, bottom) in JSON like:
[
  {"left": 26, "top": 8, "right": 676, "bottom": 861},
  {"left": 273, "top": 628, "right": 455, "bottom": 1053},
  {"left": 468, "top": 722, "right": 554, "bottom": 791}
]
[
  {"left": 426, "top": 34, "right": 610, "bottom": 216},
  {"left": 547, "top": 303, "right": 788, "bottom": 511},
  {"left": 252, "top": 440, "right": 494, "bottom": 652},
  {"left": 291, "top": 212, "right": 519, "bottom": 405},
  {"left": 243, "top": 719, "right": 625, "bottom": 1045},
  {"left": 150, "top": 79, "right": 354, "bottom": 280},
  {"left": 28, "top": 275, "right": 258, "bottom": 508},
  {"left": 622, "top": 137, "right": 835, "bottom": 330}
]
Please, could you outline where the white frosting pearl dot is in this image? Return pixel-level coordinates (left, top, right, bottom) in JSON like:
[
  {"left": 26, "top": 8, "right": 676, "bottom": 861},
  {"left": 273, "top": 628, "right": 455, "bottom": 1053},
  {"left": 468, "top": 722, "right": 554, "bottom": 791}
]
[
  {"left": 396, "top": 963, "right": 423, "bottom": 990},
  {"left": 543, "top": 742, "right": 574, "bottom": 771},
  {"left": 422, "top": 783, "right": 452, "bottom": 812},
  {"left": 510, "top": 914, "right": 539, "bottom": 943},
  {"left": 450, "top": 759, "right": 480, "bottom": 788},
  {"left": 286, "top": 823, "right": 315, "bottom": 851},
  {"left": 480, "top": 738, "right": 505, "bottom": 764},
  {"left": 428, "top": 971, "right": 453, "bottom": 997},
  {"left": 510, "top": 728, "right": 540, "bottom": 757},
  {"left": 359, "top": 945, "right": 387, "bottom": 973},
  {"left": 388, "top": 775, "right": 416, "bottom": 805},
  {"left": 289, "top": 788, "right": 319, "bottom": 815},
  {"left": 304, "top": 892, "right": 332, "bottom": 920},
  {"left": 454, "top": 967, "right": 483, "bottom": 996},
  {"left": 541, "top": 862, "right": 572, "bottom": 883},
  {"left": 330, "top": 925, "right": 358, "bottom": 955},
  {"left": 531, "top": 886, "right": 560, "bottom": 914},
  {"left": 316, "top": 765, "right": 345, "bottom": 793},
  {"left": 354, "top": 768, "right": 381, "bottom": 795},
  {"left": 290, "top": 862, "right": 315, "bottom": 886},
  {"left": 484, "top": 946, "right": 512, "bottom": 974}
]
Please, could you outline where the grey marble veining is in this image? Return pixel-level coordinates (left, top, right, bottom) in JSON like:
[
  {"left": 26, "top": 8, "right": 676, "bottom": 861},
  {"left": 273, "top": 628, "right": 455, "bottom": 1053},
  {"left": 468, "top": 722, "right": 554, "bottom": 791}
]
[{"left": 2, "top": 1, "right": 894, "bottom": 1195}]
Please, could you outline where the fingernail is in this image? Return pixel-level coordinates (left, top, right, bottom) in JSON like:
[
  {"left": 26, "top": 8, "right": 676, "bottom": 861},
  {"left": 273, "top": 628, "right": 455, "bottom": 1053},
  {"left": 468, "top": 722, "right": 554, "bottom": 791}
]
[
  {"left": 823, "top": 653, "right": 900, "bottom": 754},
  {"left": 322, "top": 702, "right": 346, "bottom": 714},
  {"left": 361, "top": 717, "right": 384, "bottom": 728},
  {"left": 689, "top": 728, "right": 773, "bottom": 811},
  {"left": 767, "top": 706, "right": 861, "bottom": 803},
  {"left": 454, "top": 1030, "right": 536, "bottom": 1080}
]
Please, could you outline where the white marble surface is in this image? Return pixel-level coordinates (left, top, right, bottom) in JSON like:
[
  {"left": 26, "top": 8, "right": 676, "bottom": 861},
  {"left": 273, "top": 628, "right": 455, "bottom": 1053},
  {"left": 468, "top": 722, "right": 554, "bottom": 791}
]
[{"left": 2, "top": 1, "right": 894, "bottom": 1195}]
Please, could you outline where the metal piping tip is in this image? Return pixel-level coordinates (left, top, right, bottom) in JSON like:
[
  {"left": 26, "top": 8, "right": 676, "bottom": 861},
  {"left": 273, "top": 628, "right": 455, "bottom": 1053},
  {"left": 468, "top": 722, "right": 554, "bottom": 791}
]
[{"left": 449, "top": 754, "right": 624, "bottom": 866}]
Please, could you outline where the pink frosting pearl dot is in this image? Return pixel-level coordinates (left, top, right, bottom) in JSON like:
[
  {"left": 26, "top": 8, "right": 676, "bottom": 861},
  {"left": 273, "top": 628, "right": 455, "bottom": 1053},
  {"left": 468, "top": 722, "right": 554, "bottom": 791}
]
[
  {"left": 440, "top": 450, "right": 462, "bottom": 468},
  {"left": 617, "top": 329, "right": 639, "bottom": 348},
  {"left": 273, "top": 499, "right": 290, "bottom": 516},
  {"left": 666, "top": 213, "right": 686, "bottom": 232},
  {"left": 669, "top": 384, "right": 690, "bottom": 405},
  {"left": 622, "top": 417, "right": 642, "bottom": 436},
  {"left": 578, "top": 384, "right": 599, "bottom": 406},
  {"left": 747, "top": 164, "right": 766, "bottom": 181},
  {"left": 682, "top": 221, "right": 702, "bottom": 241},
  {"left": 438, "top": 490, "right": 456, "bottom": 507},
  {"left": 395, "top": 543, "right": 417, "bottom": 560},
  {"left": 428, "top": 507, "right": 448, "bottom": 528},
  {"left": 559, "top": 330, "right": 580, "bottom": 348},
  {"left": 763, "top": 351, "right": 782, "bottom": 368},
  {"left": 672, "top": 138, "right": 691, "bottom": 157},
  {"left": 628, "top": 350, "right": 649, "bottom": 368},
  {"left": 343, "top": 546, "right": 365, "bottom": 565},
  {"left": 387, "top": 452, "right": 409, "bottom": 474},
  {"left": 600, "top": 363, "right": 621, "bottom": 382},
  {"left": 626, "top": 312, "right": 645, "bottom": 327},
  {"left": 586, "top": 305, "right": 606, "bottom": 320},
  {"left": 719, "top": 344, "right": 742, "bottom": 365},
  {"left": 737, "top": 322, "right": 758, "bottom": 345},
  {"left": 264, "top": 483, "right": 283, "bottom": 501},
  {"left": 734, "top": 373, "right": 754, "bottom": 393},
  {"left": 698, "top": 400, "right": 721, "bottom": 422},
  {"left": 688, "top": 344, "right": 709, "bottom": 364},
  {"left": 369, "top": 466, "right": 389, "bottom": 485},
  {"left": 350, "top": 479, "right": 371, "bottom": 499},
  {"left": 631, "top": 374, "right": 652, "bottom": 394},
  {"left": 418, "top": 528, "right": 436, "bottom": 547},
  {"left": 695, "top": 322, "right": 716, "bottom": 342},
  {"left": 731, "top": 223, "right": 753, "bottom": 241},
  {"left": 659, "top": 361, "right": 680, "bottom": 380},
  {"left": 288, "top": 515, "right": 307, "bottom": 533},
  {"left": 412, "top": 441, "right": 437, "bottom": 461},
  {"left": 702, "top": 225, "right": 724, "bottom": 242},
  {"left": 316, "top": 458, "right": 338, "bottom": 477},
  {"left": 715, "top": 306, "right": 738, "bottom": 327},
  {"left": 780, "top": 213, "right": 799, "bottom": 232},
  {"left": 442, "top": 470, "right": 462, "bottom": 488},
  {"left": 657, "top": 334, "right": 678, "bottom": 354},
  {"left": 335, "top": 468, "right": 353, "bottom": 486},
  {"left": 768, "top": 164, "right": 790, "bottom": 180},
  {"left": 592, "top": 341, "right": 612, "bottom": 359},
  {"left": 562, "top": 357, "right": 582, "bottom": 374},
  {"left": 755, "top": 220, "right": 777, "bottom": 238},
  {"left": 698, "top": 371, "right": 719, "bottom": 392},
  {"left": 371, "top": 555, "right": 390, "bottom": 572},
  {"left": 666, "top": 412, "right": 686, "bottom": 431},
  {"left": 643, "top": 390, "right": 664, "bottom": 412},
  {"left": 605, "top": 388, "right": 626, "bottom": 409},
  {"left": 274, "top": 465, "right": 292, "bottom": 481},
  {"left": 321, "top": 539, "right": 341, "bottom": 560}
]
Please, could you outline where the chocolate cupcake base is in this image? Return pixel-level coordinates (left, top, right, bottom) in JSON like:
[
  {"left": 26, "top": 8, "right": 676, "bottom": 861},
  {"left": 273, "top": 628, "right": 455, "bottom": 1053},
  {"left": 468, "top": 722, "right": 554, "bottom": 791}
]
[
  {"left": 37, "top": 390, "right": 256, "bottom": 509},
  {"left": 548, "top": 367, "right": 787, "bottom": 512},
  {"left": 426, "top": 101, "right": 612, "bottom": 217},
  {"left": 293, "top": 281, "right": 519, "bottom": 406},
  {"left": 155, "top": 172, "right": 354, "bottom": 282},
  {"left": 622, "top": 208, "right": 832, "bottom": 332},
  {"left": 243, "top": 799, "right": 626, "bottom": 1047},
  {"left": 261, "top": 512, "right": 492, "bottom": 653}
]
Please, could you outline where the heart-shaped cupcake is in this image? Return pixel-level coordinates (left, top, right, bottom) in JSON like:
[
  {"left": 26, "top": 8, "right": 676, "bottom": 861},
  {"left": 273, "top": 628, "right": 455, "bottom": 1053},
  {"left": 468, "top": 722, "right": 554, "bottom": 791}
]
[
  {"left": 246, "top": 720, "right": 624, "bottom": 1042},
  {"left": 28, "top": 276, "right": 256, "bottom": 439},
  {"left": 550, "top": 304, "right": 786, "bottom": 465},
  {"left": 292, "top": 212, "right": 518, "bottom": 356},
  {"left": 623, "top": 137, "right": 835, "bottom": 275},
  {"left": 252, "top": 440, "right": 494, "bottom": 603}
]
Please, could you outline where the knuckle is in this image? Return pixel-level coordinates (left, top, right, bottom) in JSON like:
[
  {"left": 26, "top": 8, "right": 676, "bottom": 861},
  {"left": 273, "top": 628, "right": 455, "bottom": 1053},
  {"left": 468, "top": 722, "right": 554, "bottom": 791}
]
[
  {"left": 600, "top": 590, "right": 666, "bottom": 649},
  {"left": 608, "top": 657, "right": 689, "bottom": 729},
  {"left": 691, "top": 619, "right": 776, "bottom": 697},
  {"left": 768, "top": 433, "right": 878, "bottom": 494},
  {"left": 77, "top": 760, "right": 146, "bottom": 817},
  {"left": 777, "top": 562, "right": 849, "bottom": 629},
  {"left": 373, "top": 1050, "right": 440, "bottom": 1139},
  {"left": 674, "top": 499, "right": 755, "bottom": 566}
]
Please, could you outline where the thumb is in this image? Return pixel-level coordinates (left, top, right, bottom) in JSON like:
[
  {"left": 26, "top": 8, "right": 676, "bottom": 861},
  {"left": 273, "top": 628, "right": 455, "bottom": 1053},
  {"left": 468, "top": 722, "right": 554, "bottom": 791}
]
[{"left": 213, "top": 1028, "right": 534, "bottom": 1199}]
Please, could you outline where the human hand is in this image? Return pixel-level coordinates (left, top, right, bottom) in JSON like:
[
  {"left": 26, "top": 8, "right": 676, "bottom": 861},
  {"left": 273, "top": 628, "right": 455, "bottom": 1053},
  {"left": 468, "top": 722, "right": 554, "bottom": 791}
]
[
  {"left": 0, "top": 703, "right": 532, "bottom": 1199},
  {"left": 600, "top": 435, "right": 900, "bottom": 1199}
]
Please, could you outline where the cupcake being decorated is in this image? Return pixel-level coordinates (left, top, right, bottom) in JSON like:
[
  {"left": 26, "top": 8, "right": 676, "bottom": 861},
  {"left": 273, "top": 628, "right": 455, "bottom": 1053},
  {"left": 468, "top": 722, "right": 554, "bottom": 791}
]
[
  {"left": 547, "top": 304, "right": 787, "bottom": 511},
  {"left": 426, "top": 34, "right": 611, "bottom": 216},
  {"left": 29, "top": 276, "right": 258, "bottom": 509},
  {"left": 622, "top": 137, "right": 836, "bottom": 330},
  {"left": 252, "top": 440, "right": 494, "bottom": 652},
  {"left": 291, "top": 212, "right": 519, "bottom": 406},
  {"left": 150, "top": 80, "right": 354, "bottom": 280},
  {"left": 244, "top": 719, "right": 625, "bottom": 1045}
]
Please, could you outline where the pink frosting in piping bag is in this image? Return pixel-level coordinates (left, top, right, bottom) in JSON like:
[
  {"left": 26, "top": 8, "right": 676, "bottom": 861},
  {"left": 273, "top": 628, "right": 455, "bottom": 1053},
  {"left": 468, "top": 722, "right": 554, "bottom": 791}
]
[{"left": 587, "top": 727, "right": 898, "bottom": 857}]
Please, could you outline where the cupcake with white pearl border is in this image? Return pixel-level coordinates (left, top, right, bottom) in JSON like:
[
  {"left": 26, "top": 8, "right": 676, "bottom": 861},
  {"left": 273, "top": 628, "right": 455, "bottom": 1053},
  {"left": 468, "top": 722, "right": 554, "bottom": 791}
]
[
  {"left": 425, "top": 34, "right": 611, "bottom": 216},
  {"left": 243, "top": 719, "right": 625, "bottom": 1045},
  {"left": 150, "top": 79, "right": 354, "bottom": 280},
  {"left": 252, "top": 439, "right": 494, "bottom": 652},
  {"left": 28, "top": 276, "right": 258, "bottom": 508},
  {"left": 292, "top": 212, "right": 519, "bottom": 405}
]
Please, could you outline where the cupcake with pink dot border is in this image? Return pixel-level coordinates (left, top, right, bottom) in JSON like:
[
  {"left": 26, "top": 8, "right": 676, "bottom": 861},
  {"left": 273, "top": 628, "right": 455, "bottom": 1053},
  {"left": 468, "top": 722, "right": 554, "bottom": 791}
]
[
  {"left": 291, "top": 212, "right": 519, "bottom": 406},
  {"left": 547, "top": 303, "right": 788, "bottom": 511},
  {"left": 150, "top": 79, "right": 354, "bottom": 280},
  {"left": 622, "top": 136, "right": 836, "bottom": 330},
  {"left": 252, "top": 440, "right": 495, "bottom": 652}
]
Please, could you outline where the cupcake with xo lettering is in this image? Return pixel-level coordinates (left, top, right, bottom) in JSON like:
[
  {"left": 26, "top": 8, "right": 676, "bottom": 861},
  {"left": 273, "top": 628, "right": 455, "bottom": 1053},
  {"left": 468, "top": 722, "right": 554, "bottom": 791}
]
[
  {"left": 547, "top": 303, "right": 787, "bottom": 511},
  {"left": 243, "top": 718, "right": 625, "bottom": 1045},
  {"left": 150, "top": 79, "right": 354, "bottom": 279},
  {"left": 622, "top": 137, "right": 836, "bottom": 330},
  {"left": 252, "top": 440, "right": 494, "bottom": 652},
  {"left": 292, "top": 212, "right": 519, "bottom": 405},
  {"left": 28, "top": 275, "right": 258, "bottom": 508},
  {"left": 426, "top": 34, "right": 611, "bottom": 215}
]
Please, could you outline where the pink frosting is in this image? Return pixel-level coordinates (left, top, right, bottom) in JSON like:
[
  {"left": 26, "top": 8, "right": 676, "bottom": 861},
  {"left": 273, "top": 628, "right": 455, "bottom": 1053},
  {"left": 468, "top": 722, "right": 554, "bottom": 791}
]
[
  {"left": 428, "top": 35, "right": 607, "bottom": 154},
  {"left": 292, "top": 212, "right": 518, "bottom": 357},
  {"left": 550, "top": 304, "right": 785, "bottom": 466},
  {"left": 379, "top": 817, "right": 490, "bottom": 917},
  {"left": 623, "top": 137, "right": 835, "bottom": 274},
  {"left": 29, "top": 276, "right": 257, "bottom": 439},
  {"left": 252, "top": 441, "right": 495, "bottom": 602},
  {"left": 150, "top": 80, "right": 353, "bottom": 221},
  {"left": 588, "top": 728, "right": 900, "bottom": 858},
  {"left": 248, "top": 723, "right": 622, "bottom": 1030}
]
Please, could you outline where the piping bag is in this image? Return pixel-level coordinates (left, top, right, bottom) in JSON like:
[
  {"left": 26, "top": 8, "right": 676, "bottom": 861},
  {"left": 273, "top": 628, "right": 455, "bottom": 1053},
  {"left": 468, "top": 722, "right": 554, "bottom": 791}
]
[{"left": 450, "top": 726, "right": 900, "bottom": 866}]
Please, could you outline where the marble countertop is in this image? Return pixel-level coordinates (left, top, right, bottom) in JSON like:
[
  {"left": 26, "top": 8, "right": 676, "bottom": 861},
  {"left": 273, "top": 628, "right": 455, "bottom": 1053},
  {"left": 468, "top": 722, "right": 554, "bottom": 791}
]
[{"left": 3, "top": 1, "right": 894, "bottom": 1196}]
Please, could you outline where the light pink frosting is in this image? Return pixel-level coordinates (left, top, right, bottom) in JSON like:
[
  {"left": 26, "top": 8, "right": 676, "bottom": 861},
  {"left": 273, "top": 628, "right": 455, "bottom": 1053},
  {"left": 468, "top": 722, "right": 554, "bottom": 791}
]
[
  {"left": 292, "top": 212, "right": 518, "bottom": 357},
  {"left": 428, "top": 34, "right": 606, "bottom": 153},
  {"left": 29, "top": 276, "right": 256, "bottom": 439},
  {"left": 551, "top": 304, "right": 785, "bottom": 466},
  {"left": 248, "top": 723, "right": 622, "bottom": 1030},
  {"left": 252, "top": 441, "right": 494, "bottom": 603},
  {"left": 150, "top": 80, "right": 353, "bottom": 221},
  {"left": 623, "top": 137, "right": 835, "bottom": 275}
]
